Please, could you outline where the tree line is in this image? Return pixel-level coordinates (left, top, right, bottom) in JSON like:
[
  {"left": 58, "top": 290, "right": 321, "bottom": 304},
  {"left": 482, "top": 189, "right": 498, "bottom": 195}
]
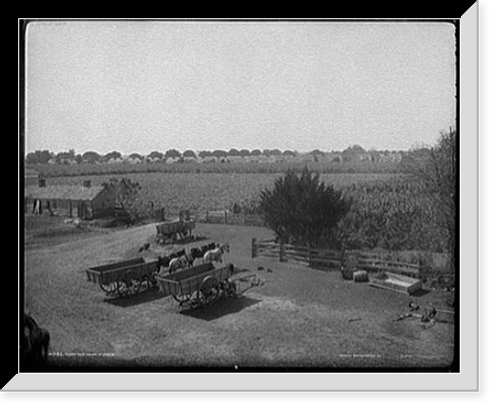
[{"left": 25, "top": 145, "right": 405, "bottom": 165}]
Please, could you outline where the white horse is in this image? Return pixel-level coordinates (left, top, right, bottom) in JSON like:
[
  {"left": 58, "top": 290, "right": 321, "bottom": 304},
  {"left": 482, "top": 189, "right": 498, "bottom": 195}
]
[
  {"left": 203, "top": 243, "right": 230, "bottom": 264},
  {"left": 168, "top": 251, "right": 193, "bottom": 273}
]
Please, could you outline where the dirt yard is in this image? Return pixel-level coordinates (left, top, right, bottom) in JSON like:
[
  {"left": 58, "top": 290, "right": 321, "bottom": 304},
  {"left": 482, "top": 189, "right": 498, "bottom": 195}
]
[{"left": 23, "top": 216, "right": 455, "bottom": 370}]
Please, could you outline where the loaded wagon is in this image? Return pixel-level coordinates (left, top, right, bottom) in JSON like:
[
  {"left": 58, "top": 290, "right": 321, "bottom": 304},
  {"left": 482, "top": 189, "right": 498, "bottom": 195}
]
[
  {"left": 156, "top": 219, "right": 196, "bottom": 244},
  {"left": 86, "top": 258, "right": 159, "bottom": 297},
  {"left": 156, "top": 262, "right": 262, "bottom": 309}
]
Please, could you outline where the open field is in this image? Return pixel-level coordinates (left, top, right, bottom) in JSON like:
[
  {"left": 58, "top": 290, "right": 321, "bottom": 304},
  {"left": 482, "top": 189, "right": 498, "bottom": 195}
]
[
  {"left": 23, "top": 216, "right": 455, "bottom": 370},
  {"left": 32, "top": 159, "right": 402, "bottom": 177},
  {"left": 43, "top": 172, "right": 402, "bottom": 213}
]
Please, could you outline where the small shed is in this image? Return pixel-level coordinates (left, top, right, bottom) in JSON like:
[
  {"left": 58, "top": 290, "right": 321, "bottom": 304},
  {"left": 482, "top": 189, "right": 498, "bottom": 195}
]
[
  {"left": 25, "top": 179, "right": 115, "bottom": 219},
  {"left": 24, "top": 168, "right": 40, "bottom": 186}
]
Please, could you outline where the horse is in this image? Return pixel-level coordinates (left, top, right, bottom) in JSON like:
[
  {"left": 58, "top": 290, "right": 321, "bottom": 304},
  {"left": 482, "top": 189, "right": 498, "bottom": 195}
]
[
  {"left": 168, "top": 250, "right": 193, "bottom": 273},
  {"left": 203, "top": 243, "right": 230, "bottom": 264},
  {"left": 190, "top": 243, "right": 217, "bottom": 260},
  {"left": 22, "top": 313, "right": 50, "bottom": 370}
]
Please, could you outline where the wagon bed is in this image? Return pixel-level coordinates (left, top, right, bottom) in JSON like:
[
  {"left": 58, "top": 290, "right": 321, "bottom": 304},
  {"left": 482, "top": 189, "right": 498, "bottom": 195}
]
[
  {"left": 157, "top": 262, "right": 261, "bottom": 309},
  {"left": 86, "top": 257, "right": 159, "bottom": 297},
  {"left": 156, "top": 220, "right": 195, "bottom": 244}
]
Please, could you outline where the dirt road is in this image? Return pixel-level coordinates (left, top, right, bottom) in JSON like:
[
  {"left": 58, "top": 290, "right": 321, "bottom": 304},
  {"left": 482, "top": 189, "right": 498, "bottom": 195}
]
[{"left": 23, "top": 218, "right": 455, "bottom": 370}]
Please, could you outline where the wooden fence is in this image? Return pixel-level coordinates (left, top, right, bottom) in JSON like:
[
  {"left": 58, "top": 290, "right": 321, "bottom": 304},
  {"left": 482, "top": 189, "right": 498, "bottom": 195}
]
[
  {"left": 251, "top": 238, "right": 343, "bottom": 269},
  {"left": 194, "top": 210, "right": 266, "bottom": 227},
  {"left": 251, "top": 238, "right": 422, "bottom": 277}
]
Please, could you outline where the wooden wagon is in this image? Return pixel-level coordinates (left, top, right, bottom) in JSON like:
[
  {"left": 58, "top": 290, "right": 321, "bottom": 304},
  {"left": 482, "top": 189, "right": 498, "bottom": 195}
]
[
  {"left": 86, "top": 257, "right": 159, "bottom": 297},
  {"left": 156, "top": 262, "right": 262, "bottom": 309},
  {"left": 155, "top": 220, "right": 195, "bottom": 244}
]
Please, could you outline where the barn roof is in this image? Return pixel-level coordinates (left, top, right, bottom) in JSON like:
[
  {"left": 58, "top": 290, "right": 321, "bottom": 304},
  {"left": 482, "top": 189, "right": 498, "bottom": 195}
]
[
  {"left": 25, "top": 168, "right": 39, "bottom": 178},
  {"left": 25, "top": 184, "right": 107, "bottom": 201}
]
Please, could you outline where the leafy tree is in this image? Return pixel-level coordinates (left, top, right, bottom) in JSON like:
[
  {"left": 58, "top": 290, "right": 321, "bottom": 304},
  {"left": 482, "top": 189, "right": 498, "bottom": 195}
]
[
  {"left": 164, "top": 149, "right": 182, "bottom": 159},
  {"left": 212, "top": 149, "right": 228, "bottom": 158},
  {"left": 26, "top": 150, "right": 54, "bottom": 164},
  {"left": 260, "top": 167, "right": 352, "bottom": 247},
  {"left": 250, "top": 149, "right": 262, "bottom": 156},
  {"left": 82, "top": 151, "right": 101, "bottom": 164},
  {"left": 103, "top": 151, "right": 122, "bottom": 162},
  {"left": 182, "top": 149, "right": 197, "bottom": 158},
  {"left": 228, "top": 148, "right": 240, "bottom": 156},
  {"left": 129, "top": 153, "right": 144, "bottom": 161},
  {"left": 239, "top": 149, "right": 250, "bottom": 157},
  {"left": 342, "top": 145, "right": 366, "bottom": 162},
  {"left": 55, "top": 150, "right": 76, "bottom": 164},
  {"left": 283, "top": 150, "right": 296, "bottom": 157},
  {"left": 310, "top": 149, "right": 324, "bottom": 156},
  {"left": 402, "top": 128, "right": 457, "bottom": 271},
  {"left": 198, "top": 150, "right": 212, "bottom": 158},
  {"left": 148, "top": 151, "right": 163, "bottom": 161},
  {"left": 102, "top": 178, "right": 142, "bottom": 223},
  {"left": 269, "top": 149, "right": 282, "bottom": 156}
]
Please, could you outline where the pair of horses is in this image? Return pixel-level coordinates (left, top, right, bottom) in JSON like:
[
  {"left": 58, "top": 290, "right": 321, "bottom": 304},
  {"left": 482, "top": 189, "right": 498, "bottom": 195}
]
[{"left": 164, "top": 243, "right": 230, "bottom": 273}]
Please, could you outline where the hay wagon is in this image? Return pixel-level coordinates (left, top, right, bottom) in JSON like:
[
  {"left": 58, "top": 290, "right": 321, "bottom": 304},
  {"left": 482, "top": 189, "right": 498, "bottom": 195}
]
[
  {"left": 156, "top": 262, "right": 262, "bottom": 309},
  {"left": 155, "top": 220, "right": 195, "bottom": 244},
  {"left": 86, "top": 257, "right": 159, "bottom": 297}
]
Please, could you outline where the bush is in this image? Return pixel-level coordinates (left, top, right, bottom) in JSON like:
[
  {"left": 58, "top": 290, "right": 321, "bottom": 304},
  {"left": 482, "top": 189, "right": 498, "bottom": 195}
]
[{"left": 259, "top": 167, "right": 351, "bottom": 247}]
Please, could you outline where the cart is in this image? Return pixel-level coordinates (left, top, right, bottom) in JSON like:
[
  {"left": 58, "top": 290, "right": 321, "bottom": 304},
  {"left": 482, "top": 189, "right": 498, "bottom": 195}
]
[
  {"left": 86, "top": 257, "right": 159, "bottom": 297},
  {"left": 156, "top": 262, "right": 262, "bottom": 309},
  {"left": 156, "top": 220, "right": 195, "bottom": 244}
]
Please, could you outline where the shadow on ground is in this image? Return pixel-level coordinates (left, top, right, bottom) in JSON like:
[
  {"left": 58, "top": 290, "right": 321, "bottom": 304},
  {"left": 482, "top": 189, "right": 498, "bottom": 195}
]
[
  {"left": 103, "top": 286, "right": 166, "bottom": 308},
  {"left": 180, "top": 296, "right": 261, "bottom": 322},
  {"left": 411, "top": 288, "right": 432, "bottom": 297}
]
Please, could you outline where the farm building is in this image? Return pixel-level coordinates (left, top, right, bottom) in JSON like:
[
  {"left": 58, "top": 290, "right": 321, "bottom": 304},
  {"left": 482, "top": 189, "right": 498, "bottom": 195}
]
[
  {"left": 24, "top": 168, "right": 40, "bottom": 186},
  {"left": 25, "top": 179, "right": 115, "bottom": 219}
]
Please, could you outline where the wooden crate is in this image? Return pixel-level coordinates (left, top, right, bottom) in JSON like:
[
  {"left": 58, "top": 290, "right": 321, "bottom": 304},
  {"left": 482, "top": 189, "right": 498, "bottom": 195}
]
[{"left": 369, "top": 271, "right": 422, "bottom": 295}]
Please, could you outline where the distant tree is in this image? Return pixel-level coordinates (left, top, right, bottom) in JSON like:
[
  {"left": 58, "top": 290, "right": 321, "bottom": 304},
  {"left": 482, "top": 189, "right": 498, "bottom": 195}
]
[
  {"left": 82, "top": 151, "right": 102, "bottom": 164},
  {"left": 260, "top": 167, "right": 352, "bottom": 248},
  {"left": 129, "top": 153, "right": 144, "bottom": 161},
  {"left": 26, "top": 150, "right": 54, "bottom": 164},
  {"left": 55, "top": 150, "right": 76, "bottom": 165},
  {"left": 103, "top": 151, "right": 122, "bottom": 162},
  {"left": 148, "top": 151, "right": 164, "bottom": 161},
  {"left": 182, "top": 149, "right": 197, "bottom": 158},
  {"left": 164, "top": 149, "right": 182, "bottom": 159},
  {"left": 342, "top": 145, "right": 366, "bottom": 162},
  {"left": 310, "top": 149, "right": 324, "bottom": 156},
  {"left": 228, "top": 148, "right": 240, "bottom": 156},
  {"left": 212, "top": 149, "right": 228, "bottom": 158},
  {"left": 198, "top": 150, "right": 212, "bottom": 158},
  {"left": 250, "top": 149, "right": 262, "bottom": 156},
  {"left": 269, "top": 149, "right": 282, "bottom": 156},
  {"left": 239, "top": 149, "right": 251, "bottom": 157},
  {"left": 283, "top": 150, "right": 297, "bottom": 157}
]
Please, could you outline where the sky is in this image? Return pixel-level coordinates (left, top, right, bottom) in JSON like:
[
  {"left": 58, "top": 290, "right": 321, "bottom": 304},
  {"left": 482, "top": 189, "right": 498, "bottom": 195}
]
[{"left": 25, "top": 20, "right": 456, "bottom": 155}]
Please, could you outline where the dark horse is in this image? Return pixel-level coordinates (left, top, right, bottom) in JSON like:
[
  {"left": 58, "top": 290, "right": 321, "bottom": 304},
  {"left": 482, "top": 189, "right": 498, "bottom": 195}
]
[{"left": 22, "top": 313, "right": 50, "bottom": 370}]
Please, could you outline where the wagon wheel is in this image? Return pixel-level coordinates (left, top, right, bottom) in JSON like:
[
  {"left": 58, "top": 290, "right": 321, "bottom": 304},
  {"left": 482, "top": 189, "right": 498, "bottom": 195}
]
[
  {"left": 100, "top": 281, "right": 119, "bottom": 295},
  {"left": 117, "top": 270, "right": 140, "bottom": 297},
  {"left": 223, "top": 280, "right": 238, "bottom": 299},
  {"left": 172, "top": 290, "right": 193, "bottom": 304},
  {"left": 196, "top": 276, "right": 221, "bottom": 308},
  {"left": 143, "top": 273, "right": 157, "bottom": 290}
]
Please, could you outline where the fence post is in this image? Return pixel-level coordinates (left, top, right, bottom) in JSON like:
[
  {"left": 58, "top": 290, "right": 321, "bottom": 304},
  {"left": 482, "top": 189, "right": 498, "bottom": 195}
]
[
  {"left": 251, "top": 238, "right": 256, "bottom": 258},
  {"left": 279, "top": 242, "right": 285, "bottom": 262},
  {"left": 308, "top": 243, "right": 312, "bottom": 267},
  {"left": 224, "top": 210, "right": 227, "bottom": 225}
]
